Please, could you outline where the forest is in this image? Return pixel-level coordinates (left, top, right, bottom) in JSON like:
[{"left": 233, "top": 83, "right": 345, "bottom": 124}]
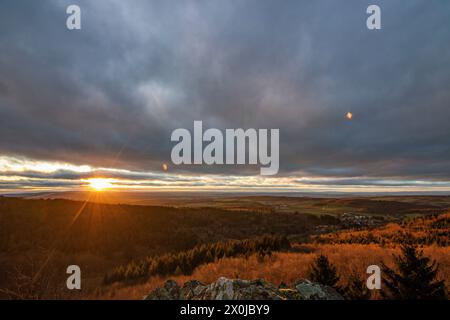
[{"left": 0, "top": 196, "right": 336, "bottom": 298}]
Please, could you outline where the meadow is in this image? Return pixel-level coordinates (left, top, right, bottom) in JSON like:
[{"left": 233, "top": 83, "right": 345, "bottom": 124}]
[{"left": 97, "top": 244, "right": 450, "bottom": 300}]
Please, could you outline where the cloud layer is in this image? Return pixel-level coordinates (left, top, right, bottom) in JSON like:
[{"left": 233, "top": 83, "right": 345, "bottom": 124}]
[{"left": 1, "top": 0, "right": 450, "bottom": 190}]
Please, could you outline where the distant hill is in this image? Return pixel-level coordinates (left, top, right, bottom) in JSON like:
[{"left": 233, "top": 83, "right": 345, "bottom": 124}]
[{"left": 6, "top": 191, "right": 450, "bottom": 216}]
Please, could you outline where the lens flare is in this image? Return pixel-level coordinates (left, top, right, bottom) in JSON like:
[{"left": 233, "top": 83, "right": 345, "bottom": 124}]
[
  {"left": 346, "top": 112, "right": 353, "bottom": 120},
  {"left": 88, "top": 178, "right": 113, "bottom": 191}
]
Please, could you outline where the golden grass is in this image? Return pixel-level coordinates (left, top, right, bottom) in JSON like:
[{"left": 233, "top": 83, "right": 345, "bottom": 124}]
[
  {"left": 95, "top": 244, "right": 450, "bottom": 300},
  {"left": 316, "top": 213, "right": 450, "bottom": 244}
]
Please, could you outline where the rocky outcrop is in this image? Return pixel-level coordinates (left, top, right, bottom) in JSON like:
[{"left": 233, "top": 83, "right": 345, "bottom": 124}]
[
  {"left": 293, "top": 279, "right": 343, "bottom": 300},
  {"left": 145, "top": 277, "right": 343, "bottom": 300}
]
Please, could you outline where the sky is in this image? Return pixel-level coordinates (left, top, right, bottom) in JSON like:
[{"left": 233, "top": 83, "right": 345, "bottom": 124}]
[{"left": 1, "top": 0, "right": 450, "bottom": 193}]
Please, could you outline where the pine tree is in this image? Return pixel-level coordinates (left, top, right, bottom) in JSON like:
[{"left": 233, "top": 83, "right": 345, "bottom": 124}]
[
  {"left": 382, "top": 245, "right": 447, "bottom": 300},
  {"left": 308, "top": 254, "right": 340, "bottom": 288},
  {"left": 343, "top": 274, "right": 372, "bottom": 300},
  {"left": 174, "top": 266, "right": 182, "bottom": 276}
]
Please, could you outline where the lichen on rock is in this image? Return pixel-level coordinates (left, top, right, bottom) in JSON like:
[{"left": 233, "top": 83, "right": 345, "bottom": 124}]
[{"left": 145, "top": 277, "right": 344, "bottom": 300}]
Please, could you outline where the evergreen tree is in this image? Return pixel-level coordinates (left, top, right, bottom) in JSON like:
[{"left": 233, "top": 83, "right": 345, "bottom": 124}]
[
  {"left": 308, "top": 254, "right": 340, "bottom": 288},
  {"left": 382, "top": 245, "right": 447, "bottom": 300},
  {"left": 174, "top": 266, "right": 182, "bottom": 276},
  {"left": 343, "top": 274, "right": 372, "bottom": 300}
]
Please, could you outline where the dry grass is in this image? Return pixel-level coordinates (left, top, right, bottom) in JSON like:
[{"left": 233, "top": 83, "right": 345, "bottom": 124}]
[
  {"left": 95, "top": 244, "right": 450, "bottom": 300},
  {"left": 315, "top": 213, "right": 450, "bottom": 246}
]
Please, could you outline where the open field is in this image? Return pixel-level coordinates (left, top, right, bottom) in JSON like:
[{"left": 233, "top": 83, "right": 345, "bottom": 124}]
[{"left": 14, "top": 191, "right": 450, "bottom": 216}]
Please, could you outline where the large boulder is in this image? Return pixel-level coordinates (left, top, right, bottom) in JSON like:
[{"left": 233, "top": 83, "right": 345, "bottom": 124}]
[
  {"left": 145, "top": 277, "right": 344, "bottom": 300},
  {"left": 293, "top": 279, "right": 344, "bottom": 300},
  {"left": 180, "top": 280, "right": 207, "bottom": 300},
  {"left": 197, "top": 277, "right": 284, "bottom": 300},
  {"left": 144, "top": 279, "right": 180, "bottom": 300}
]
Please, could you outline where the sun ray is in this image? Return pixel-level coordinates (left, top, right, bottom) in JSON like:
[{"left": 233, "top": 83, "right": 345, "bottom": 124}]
[{"left": 88, "top": 178, "right": 113, "bottom": 191}]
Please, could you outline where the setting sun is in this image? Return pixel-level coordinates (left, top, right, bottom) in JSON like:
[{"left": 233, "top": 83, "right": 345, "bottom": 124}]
[{"left": 88, "top": 178, "right": 113, "bottom": 191}]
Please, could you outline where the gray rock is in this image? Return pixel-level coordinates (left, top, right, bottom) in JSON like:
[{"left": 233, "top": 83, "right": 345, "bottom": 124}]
[
  {"left": 180, "top": 280, "right": 206, "bottom": 300},
  {"left": 145, "top": 277, "right": 344, "bottom": 300},
  {"left": 294, "top": 279, "right": 344, "bottom": 300},
  {"left": 144, "top": 279, "right": 180, "bottom": 300},
  {"left": 197, "top": 277, "right": 284, "bottom": 300}
]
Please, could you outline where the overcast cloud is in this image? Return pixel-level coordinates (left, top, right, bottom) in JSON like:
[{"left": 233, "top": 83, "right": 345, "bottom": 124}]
[{"left": 1, "top": 0, "right": 450, "bottom": 186}]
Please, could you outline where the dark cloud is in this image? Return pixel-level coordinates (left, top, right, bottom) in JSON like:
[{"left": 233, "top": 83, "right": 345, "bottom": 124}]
[
  {"left": 0, "top": 168, "right": 201, "bottom": 182},
  {"left": 1, "top": 0, "right": 450, "bottom": 181}
]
